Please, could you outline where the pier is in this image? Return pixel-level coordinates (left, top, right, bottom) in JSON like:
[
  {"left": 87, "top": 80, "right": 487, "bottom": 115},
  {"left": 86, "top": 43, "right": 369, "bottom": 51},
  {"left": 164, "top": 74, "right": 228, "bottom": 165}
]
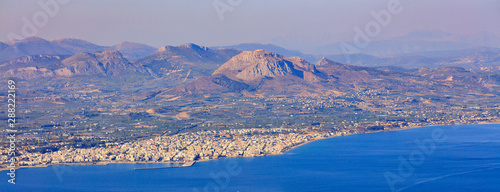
[{"left": 134, "top": 161, "right": 196, "bottom": 170}]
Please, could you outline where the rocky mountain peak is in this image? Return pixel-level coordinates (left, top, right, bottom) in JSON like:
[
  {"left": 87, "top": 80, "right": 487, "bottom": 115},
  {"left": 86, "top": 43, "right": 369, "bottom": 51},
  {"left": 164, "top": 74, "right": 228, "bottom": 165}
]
[
  {"left": 316, "top": 57, "right": 343, "bottom": 66},
  {"left": 316, "top": 57, "right": 331, "bottom": 66},
  {"left": 213, "top": 50, "right": 299, "bottom": 82}
]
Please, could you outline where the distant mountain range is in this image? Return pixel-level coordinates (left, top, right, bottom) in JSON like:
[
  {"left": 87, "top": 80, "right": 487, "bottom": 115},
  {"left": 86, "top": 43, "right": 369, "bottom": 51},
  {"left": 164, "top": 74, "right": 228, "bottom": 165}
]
[
  {"left": 0, "top": 50, "right": 146, "bottom": 79},
  {"left": 163, "top": 49, "right": 499, "bottom": 98},
  {"left": 1, "top": 37, "right": 498, "bottom": 128},
  {"left": 216, "top": 43, "right": 500, "bottom": 72},
  {"left": 1, "top": 37, "right": 499, "bottom": 83},
  {"left": 0, "top": 37, "right": 157, "bottom": 61},
  {"left": 0, "top": 41, "right": 241, "bottom": 82}
]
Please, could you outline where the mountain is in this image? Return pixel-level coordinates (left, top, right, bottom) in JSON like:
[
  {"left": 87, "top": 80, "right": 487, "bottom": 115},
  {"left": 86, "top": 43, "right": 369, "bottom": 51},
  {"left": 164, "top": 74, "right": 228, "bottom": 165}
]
[
  {"left": 212, "top": 49, "right": 328, "bottom": 84},
  {"left": 315, "top": 57, "right": 405, "bottom": 85},
  {"left": 0, "top": 55, "right": 68, "bottom": 70},
  {"left": 215, "top": 42, "right": 500, "bottom": 72},
  {"left": 0, "top": 40, "right": 239, "bottom": 83},
  {"left": 60, "top": 50, "right": 143, "bottom": 76},
  {"left": 169, "top": 50, "right": 336, "bottom": 96},
  {"left": 135, "top": 43, "right": 241, "bottom": 79},
  {"left": 137, "top": 43, "right": 241, "bottom": 65},
  {"left": 413, "top": 66, "right": 491, "bottom": 90},
  {"left": 0, "top": 55, "right": 68, "bottom": 79},
  {"left": 0, "top": 50, "right": 145, "bottom": 79},
  {"left": 50, "top": 38, "right": 108, "bottom": 54},
  {"left": 215, "top": 38, "right": 500, "bottom": 72},
  {"left": 50, "top": 39, "right": 157, "bottom": 59},
  {"left": 322, "top": 46, "right": 500, "bottom": 72},
  {"left": 213, "top": 43, "right": 320, "bottom": 63},
  {"left": 166, "top": 50, "right": 323, "bottom": 96},
  {"left": 157, "top": 43, "right": 240, "bottom": 64},
  {"left": 165, "top": 50, "right": 498, "bottom": 98},
  {"left": 2, "top": 37, "right": 497, "bottom": 93},
  {"left": 0, "top": 37, "right": 158, "bottom": 62},
  {"left": 0, "top": 37, "right": 73, "bottom": 61},
  {"left": 213, "top": 50, "right": 301, "bottom": 82},
  {"left": 434, "top": 51, "right": 500, "bottom": 72},
  {"left": 111, "top": 41, "right": 157, "bottom": 60}
]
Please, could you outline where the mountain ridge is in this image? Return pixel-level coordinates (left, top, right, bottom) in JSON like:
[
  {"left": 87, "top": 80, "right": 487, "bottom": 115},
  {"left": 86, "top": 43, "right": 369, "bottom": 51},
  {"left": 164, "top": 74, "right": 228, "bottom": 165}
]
[{"left": 0, "top": 37, "right": 158, "bottom": 61}]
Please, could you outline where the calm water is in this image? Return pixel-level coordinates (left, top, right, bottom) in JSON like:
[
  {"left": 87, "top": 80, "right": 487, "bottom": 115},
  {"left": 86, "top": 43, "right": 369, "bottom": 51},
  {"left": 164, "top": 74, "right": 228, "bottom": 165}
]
[{"left": 2, "top": 124, "right": 500, "bottom": 192}]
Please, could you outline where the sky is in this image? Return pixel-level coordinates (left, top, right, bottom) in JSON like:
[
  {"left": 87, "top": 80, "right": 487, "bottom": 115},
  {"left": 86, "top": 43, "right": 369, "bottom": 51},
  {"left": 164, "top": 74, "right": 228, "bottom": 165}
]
[{"left": 1, "top": 0, "right": 499, "bottom": 52}]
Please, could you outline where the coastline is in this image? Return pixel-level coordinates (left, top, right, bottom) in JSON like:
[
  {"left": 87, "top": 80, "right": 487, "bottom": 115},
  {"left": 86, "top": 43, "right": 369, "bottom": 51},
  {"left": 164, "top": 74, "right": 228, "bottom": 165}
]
[
  {"left": 2, "top": 121, "right": 499, "bottom": 172},
  {"left": 284, "top": 120, "right": 500, "bottom": 154}
]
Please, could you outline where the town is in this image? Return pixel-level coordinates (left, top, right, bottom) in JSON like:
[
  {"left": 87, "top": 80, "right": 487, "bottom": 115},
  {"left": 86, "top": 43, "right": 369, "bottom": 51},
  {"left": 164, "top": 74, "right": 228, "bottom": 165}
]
[{"left": 1, "top": 128, "right": 353, "bottom": 169}]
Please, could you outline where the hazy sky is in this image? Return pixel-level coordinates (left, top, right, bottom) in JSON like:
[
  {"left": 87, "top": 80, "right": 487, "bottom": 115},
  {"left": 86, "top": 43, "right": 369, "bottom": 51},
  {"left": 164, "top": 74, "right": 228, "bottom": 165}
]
[{"left": 1, "top": 0, "right": 499, "bottom": 52}]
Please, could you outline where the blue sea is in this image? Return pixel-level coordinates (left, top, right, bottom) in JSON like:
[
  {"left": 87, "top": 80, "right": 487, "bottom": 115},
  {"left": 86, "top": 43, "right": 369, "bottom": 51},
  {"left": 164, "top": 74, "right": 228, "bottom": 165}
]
[{"left": 2, "top": 124, "right": 500, "bottom": 192}]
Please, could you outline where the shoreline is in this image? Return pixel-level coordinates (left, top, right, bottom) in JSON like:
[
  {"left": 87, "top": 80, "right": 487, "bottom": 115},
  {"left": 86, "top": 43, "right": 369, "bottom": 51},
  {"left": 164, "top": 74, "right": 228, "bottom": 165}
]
[
  {"left": 283, "top": 120, "right": 500, "bottom": 154},
  {"left": 2, "top": 121, "right": 499, "bottom": 172}
]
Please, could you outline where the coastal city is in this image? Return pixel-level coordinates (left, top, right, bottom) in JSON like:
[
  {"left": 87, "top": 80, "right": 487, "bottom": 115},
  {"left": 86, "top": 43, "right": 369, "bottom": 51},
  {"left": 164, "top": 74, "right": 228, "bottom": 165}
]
[{"left": 1, "top": 128, "right": 352, "bottom": 169}]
